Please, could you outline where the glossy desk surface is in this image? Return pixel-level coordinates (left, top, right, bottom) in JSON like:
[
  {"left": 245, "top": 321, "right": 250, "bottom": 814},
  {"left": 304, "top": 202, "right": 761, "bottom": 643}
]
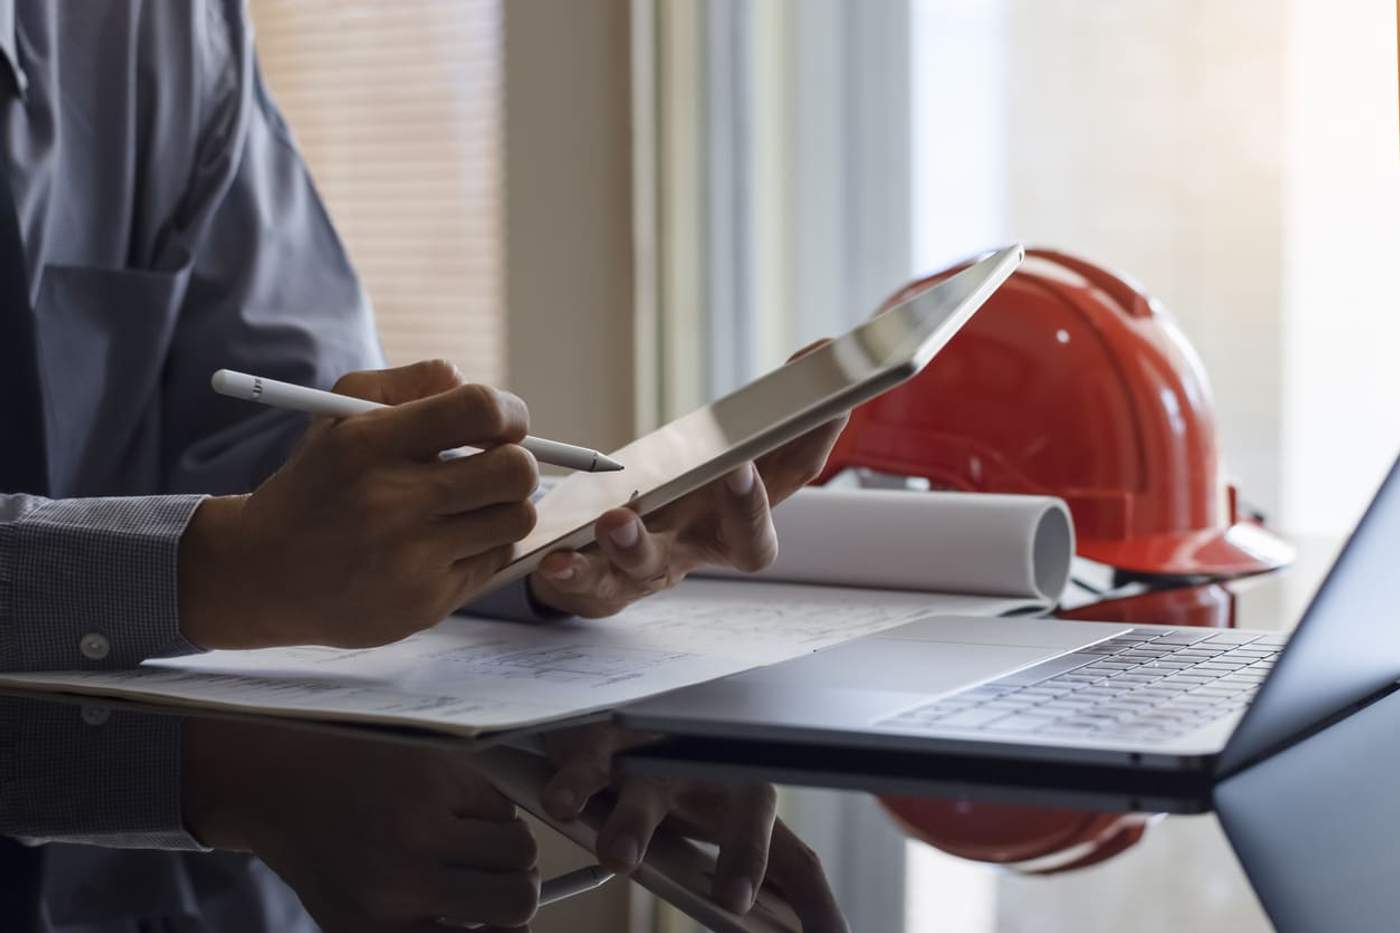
[{"left": 3, "top": 540, "right": 1384, "bottom": 933}]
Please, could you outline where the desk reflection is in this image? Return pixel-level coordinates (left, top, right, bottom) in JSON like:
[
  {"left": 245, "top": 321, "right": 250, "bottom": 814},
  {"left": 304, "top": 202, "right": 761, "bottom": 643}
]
[{"left": 0, "top": 696, "right": 845, "bottom": 932}]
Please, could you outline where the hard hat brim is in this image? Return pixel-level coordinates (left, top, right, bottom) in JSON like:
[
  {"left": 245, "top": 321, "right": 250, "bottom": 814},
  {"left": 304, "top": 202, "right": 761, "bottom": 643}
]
[{"left": 1079, "top": 521, "right": 1295, "bottom": 579}]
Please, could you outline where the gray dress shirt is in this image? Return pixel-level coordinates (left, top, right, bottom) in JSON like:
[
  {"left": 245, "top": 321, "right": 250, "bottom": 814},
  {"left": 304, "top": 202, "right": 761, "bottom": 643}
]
[{"left": 0, "top": 2, "right": 537, "bottom": 928}]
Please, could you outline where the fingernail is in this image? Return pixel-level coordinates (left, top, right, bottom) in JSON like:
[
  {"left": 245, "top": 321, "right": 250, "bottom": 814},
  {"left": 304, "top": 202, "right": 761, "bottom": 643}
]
[
  {"left": 547, "top": 562, "right": 575, "bottom": 581},
  {"left": 724, "top": 878, "right": 755, "bottom": 913},
  {"left": 609, "top": 517, "right": 640, "bottom": 549},
  {"left": 726, "top": 463, "right": 755, "bottom": 495},
  {"left": 609, "top": 836, "right": 641, "bottom": 869}
]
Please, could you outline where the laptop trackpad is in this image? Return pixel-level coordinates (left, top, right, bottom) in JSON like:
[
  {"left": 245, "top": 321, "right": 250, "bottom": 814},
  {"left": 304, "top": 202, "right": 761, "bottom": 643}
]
[{"left": 733, "top": 640, "right": 1062, "bottom": 694}]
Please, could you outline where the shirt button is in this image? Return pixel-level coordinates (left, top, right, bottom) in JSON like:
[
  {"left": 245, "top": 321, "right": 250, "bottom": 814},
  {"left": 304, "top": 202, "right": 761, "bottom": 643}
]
[
  {"left": 81, "top": 705, "right": 111, "bottom": 727},
  {"left": 79, "top": 632, "right": 110, "bottom": 661}
]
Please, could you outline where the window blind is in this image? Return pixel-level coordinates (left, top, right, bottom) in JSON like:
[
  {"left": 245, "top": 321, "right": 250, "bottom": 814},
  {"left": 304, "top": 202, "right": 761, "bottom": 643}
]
[{"left": 249, "top": 0, "right": 505, "bottom": 385}]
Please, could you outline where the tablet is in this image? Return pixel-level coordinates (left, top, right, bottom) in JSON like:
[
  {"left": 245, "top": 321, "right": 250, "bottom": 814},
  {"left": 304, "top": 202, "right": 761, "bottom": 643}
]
[{"left": 488, "top": 243, "right": 1024, "bottom": 590}]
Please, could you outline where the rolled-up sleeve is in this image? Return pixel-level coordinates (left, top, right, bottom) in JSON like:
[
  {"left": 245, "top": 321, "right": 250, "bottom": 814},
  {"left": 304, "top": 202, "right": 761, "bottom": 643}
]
[{"left": 0, "top": 495, "right": 204, "bottom": 671}]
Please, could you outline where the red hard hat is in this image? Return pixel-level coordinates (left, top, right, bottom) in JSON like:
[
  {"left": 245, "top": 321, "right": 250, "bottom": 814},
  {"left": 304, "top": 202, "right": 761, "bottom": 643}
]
[
  {"left": 817, "top": 248, "right": 1293, "bottom": 578},
  {"left": 881, "top": 796, "right": 1158, "bottom": 875}
]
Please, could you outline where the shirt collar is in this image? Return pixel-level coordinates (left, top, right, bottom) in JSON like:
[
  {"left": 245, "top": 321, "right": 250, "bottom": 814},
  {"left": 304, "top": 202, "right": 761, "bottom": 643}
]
[{"left": 0, "top": 1, "right": 27, "bottom": 98}]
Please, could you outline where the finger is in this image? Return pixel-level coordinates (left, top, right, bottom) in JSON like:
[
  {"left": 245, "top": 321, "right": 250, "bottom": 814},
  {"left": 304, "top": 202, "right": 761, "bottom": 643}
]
[
  {"left": 427, "top": 444, "right": 539, "bottom": 515},
  {"left": 712, "top": 784, "right": 778, "bottom": 914},
  {"left": 542, "top": 745, "right": 614, "bottom": 822},
  {"left": 361, "top": 383, "right": 529, "bottom": 461},
  {"left": 530, "top": 549, "right": 640, "bottom": 619},
  {"left": 334, "top": 358, "right": 465, "bottom": 406},
  {"left": 593, "top": 509, "right": 669, "bottom": 585},
  {"left": 434, "top": 501, "right": 537, "bottom": 561},
  {"left": 534, "top": 550, "right": 591, "bottom": 594},
  {"left": 429, "top": 867, "right": 540, "bottom": 929},
  {"left": 443, "top": 761, "right": 521, "bottom": 823},
  {"left": 716, "top": 463, "right": 778, "bottom": 573},
  {"left": 441, "top": 818, "right": 539, "bottom": 872},
  {"left": 595, "top": 780, "right": 673, "bottom": 874},
  {"left": 763, "top": 819, "right": 848, "bottom": 933},
  {"left": 755, "top": 412, "right": 848, "bottom": 505}
]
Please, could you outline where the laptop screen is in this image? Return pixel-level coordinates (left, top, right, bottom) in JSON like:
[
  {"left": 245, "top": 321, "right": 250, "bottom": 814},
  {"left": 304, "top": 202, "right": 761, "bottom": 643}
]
[
  {"left": 1215, "top": 685, "right": 1400, "bottom": 931},
  {"left": 1218, "top": 453, "right": 1400, "bottom": 775}
]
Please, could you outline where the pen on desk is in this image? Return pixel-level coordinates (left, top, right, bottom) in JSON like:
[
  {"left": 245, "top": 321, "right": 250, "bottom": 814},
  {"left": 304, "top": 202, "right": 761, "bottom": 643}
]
[
  {"left": 211, "top": 369, "right": 624, "bottom": 473},
  {"left": 451, "top": 865, "right": 615, "bottom": 929}
]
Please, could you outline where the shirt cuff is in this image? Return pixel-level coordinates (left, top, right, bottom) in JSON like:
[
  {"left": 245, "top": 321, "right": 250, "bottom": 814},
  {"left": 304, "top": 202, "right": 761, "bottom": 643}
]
[
  {"left": 461, "top": 577, "right": 570, "bottom": 623},
  {"left": 1, "top": 496, "right": 207, "bottom": 671},
  {"left": 0, "top": 695, "right": 203, "bottom": 850}
]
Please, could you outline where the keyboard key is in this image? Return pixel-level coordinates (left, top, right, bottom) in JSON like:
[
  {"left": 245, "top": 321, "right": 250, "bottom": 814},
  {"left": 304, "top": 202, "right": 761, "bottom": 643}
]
[
  {"left": 1203, "top": 631, "right": 1262, "bottom": 645},
  {"left": 1069, "top": 680, "right": 1125, "bottom": 694},
  {"left": 964, "top": 685, "right": 1020, "bottom": 698},
  {"left": 1040, "top": 702, "right": 1096, "bottom": 715},
  {"left": 982, "top": 699, "right": 1037, "bottom": 711},
  {"left": 985, "top": 715, "right": 1062, "bottom": 733},
  {"left": 997, "top": 653, "right": 1104, "bottom": 686},
  {"left": 1057, "top": 673, "right": 1108, "bottom": 684},
  {"left": 1057, "top": 717, "right": 1116, "bottom": 730},
  {"left": 1106, "top": 634, "right": 1157, "bottom": 645},
  {"left": 1193, "top": 686, "right": 1246, "bottom": 698},
  {"left": 1114, "top": 672, "right": 1166, "bottom": 684},
  {"left": 1154, "top": 631, "right": 1214, "bottom": 645},
  {"left": 1041, "top": 725, "right": 1099, "bottom": 736},
  {"left": 1017, "top": 686, "right": 1073, "bottom": 699},
  {"left": 1162, "top": 672, "right": 1215, "bottom": 682},
  {"left": 935, "top": 707, "right": 1014, "bottom": 728}
]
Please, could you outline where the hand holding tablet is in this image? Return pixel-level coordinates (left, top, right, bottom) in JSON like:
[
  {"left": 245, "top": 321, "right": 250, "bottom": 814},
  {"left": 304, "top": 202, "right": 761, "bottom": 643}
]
[{"left": 500, "top": 245, "right": 1025, "bottom": 596}]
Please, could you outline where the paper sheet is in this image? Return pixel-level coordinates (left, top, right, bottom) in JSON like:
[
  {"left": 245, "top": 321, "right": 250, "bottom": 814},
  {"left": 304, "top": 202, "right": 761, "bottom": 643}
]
[
  {"left": 0, "top": 580, "right": 1028, "bottom": 736},
  {"left": 699, "top": 487, "right": 1075, "bottom": 602}
]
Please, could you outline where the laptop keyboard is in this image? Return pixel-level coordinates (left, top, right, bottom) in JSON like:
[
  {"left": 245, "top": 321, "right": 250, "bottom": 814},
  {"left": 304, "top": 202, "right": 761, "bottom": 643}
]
[{"left": 879, "top": 628, "right": 1287, "bottom": 744}]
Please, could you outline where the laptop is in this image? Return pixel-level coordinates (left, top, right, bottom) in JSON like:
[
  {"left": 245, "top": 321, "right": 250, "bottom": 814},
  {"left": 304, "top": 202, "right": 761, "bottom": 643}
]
[{"left": 619, "top": 454, "right": 1399, "bottom": 776}]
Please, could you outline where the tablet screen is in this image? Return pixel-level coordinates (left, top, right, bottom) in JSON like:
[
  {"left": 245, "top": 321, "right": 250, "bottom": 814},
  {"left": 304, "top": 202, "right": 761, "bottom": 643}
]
[{"left": 507, "top": 245, "right": 1023, "bottom": 566}]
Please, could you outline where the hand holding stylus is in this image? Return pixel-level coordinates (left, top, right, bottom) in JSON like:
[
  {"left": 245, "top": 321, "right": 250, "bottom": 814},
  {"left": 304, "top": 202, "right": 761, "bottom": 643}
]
[{"left": 180, "top": 360, "right": 541, "bottom": 651}]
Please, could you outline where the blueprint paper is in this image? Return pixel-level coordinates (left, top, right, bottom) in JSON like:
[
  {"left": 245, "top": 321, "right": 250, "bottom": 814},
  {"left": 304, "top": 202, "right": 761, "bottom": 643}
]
[
  {"left": 0, "top": 581, "right": 1029, "bottom": 736},
  {"left": 698, "top": 487, "right": 1075, "bottom": 602}
]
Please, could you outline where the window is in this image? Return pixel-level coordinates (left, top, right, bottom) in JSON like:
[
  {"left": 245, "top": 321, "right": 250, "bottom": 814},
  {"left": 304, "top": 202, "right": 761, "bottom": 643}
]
[{"left": 250, "top": 0, "right": 505, "bottom": 384}]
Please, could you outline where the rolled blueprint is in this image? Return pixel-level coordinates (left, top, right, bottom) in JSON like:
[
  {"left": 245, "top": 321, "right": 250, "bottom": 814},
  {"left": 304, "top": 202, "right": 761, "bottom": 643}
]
[{"left": 705, "top": 487, "right": 1075, "bottom": 603}]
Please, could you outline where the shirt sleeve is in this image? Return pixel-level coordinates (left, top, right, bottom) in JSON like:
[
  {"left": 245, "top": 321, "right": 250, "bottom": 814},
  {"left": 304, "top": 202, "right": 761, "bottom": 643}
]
[
  {"left": 0, "top": 494, "right": 205, "bottom": 672},
  {"left": 463, "top": 579, "right": 568, "bottom": 623},
  {"left": 0, "top": 695, "right": 201, "bottom": 850}
]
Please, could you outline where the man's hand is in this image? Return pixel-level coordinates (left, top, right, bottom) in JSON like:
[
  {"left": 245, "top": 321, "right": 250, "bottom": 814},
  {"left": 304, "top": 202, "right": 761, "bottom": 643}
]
[
  {"left": 184, "top": 717, "right": 540, "bottom": 932},
  {"left": 179, "top": 360, "right": 539, "bottom": 650},
  {"left": 541, "top": 724, "right": 848, "bottom": 933},
  {"left": 529, "top": 342, "right": 847, "bottom": 618}
]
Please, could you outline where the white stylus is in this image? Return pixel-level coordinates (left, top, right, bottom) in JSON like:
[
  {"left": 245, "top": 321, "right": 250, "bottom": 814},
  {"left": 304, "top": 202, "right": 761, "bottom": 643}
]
[
  {"left": 211, "top": 369, "right": 624, "bottom": 473},
  {"left": 449, "top": 864, "right": 615, "bottom": 930}
]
